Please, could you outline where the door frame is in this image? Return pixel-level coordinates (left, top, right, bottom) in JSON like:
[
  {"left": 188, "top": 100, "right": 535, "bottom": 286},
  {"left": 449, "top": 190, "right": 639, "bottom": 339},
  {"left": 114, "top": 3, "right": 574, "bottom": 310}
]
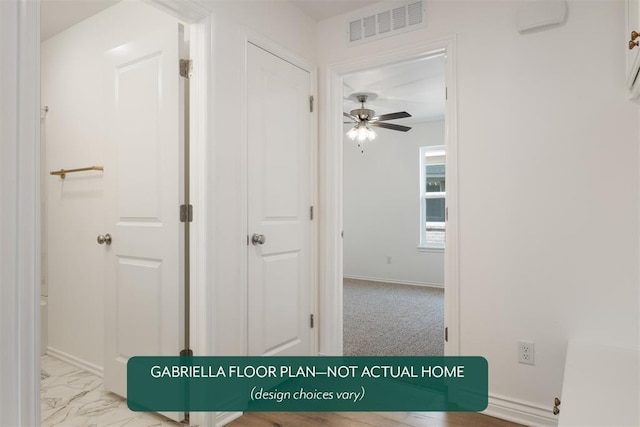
[
  {"left": 4, "top": 1, "right": 216, "bottom": 426},
  {"left": 240, "top": 30, "right": 319, "bottom": 357},
  {"left": 319, "top": 36, "right": 460, "bottom": 356}
]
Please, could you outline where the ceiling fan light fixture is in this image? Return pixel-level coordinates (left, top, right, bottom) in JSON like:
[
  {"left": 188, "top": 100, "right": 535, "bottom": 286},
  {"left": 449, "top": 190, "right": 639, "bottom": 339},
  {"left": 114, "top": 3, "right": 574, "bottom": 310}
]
[
  {"left": 344, "top": 92, "right": 410, "bottom": 153},
  {"left": 347, "top": 121, "right": 376, "bottom": 142}
]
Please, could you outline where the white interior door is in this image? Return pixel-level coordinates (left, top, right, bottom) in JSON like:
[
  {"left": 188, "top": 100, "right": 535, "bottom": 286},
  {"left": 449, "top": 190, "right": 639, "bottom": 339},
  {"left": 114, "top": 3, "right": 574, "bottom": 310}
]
[
  {"left": 102, "top": 25, "right": 185, "bottom": 415},
  {"left": 247, "top": 43, "right": 313, "bottom": 357}
]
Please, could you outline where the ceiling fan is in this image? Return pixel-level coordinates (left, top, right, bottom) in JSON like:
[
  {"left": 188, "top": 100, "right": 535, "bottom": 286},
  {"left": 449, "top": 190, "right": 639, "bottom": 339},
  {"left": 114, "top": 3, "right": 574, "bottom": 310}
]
[{"left": 343, "top": 93, "right": 412, "bottom": 146}]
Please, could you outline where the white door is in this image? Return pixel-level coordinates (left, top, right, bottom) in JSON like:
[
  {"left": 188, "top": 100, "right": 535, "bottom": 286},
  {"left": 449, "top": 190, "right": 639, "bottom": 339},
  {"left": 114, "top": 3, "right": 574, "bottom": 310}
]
[
  {"left": 102, "top": 25, "right": 185, "bottom": 413},
  {"left": 247, "top": 43, "right": 314, "bottom": 357}
]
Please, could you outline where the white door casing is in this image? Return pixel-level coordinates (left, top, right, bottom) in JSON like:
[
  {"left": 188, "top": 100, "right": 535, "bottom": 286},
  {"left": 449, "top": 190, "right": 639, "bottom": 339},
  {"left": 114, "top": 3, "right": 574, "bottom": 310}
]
[
  {"left": 321, "top": 39, "right": 459, "bottom": 356},
  {"left": 247, "top": 42, "right": 313, "bottom": 357},
  {"left": 103, "top": 24, "right": 185, "bottom": 414}
]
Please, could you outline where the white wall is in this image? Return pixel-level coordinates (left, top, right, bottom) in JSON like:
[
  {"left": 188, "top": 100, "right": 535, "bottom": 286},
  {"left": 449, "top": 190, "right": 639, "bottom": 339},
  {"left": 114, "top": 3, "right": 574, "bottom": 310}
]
[
  {"left": 319, "top": 0, "right": 639, "bottom": 420},
  {"left": 41, "top": 0, "right": 182, "bottom": 369},
  {"left": 204, "top": 2, "right": 317, "bottom": 356},
  {"left": 343, "top": 121, "right": 445, "bottom": 286}
]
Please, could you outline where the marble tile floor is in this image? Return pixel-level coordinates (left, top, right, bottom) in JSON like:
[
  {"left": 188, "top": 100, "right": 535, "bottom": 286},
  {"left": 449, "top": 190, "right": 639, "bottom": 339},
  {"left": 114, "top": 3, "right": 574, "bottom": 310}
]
[{"left": 41, "top": 355, "right": 184, "bottom": 427}]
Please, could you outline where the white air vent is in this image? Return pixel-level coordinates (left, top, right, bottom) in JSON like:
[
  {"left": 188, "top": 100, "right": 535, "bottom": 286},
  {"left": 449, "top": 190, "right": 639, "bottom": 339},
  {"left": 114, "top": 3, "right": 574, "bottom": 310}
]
[
  {"left": 363, "top": 15, "right": 376, "bottom": 38},
  {"left": 407, "top": 1, "right": 423, "bottom": 26},
  {"left": 392, "top": 6, "right": 407, "bottom": 29},
  {"left": 347, "top": 0, "right": 425, "bottom": 46},
  {"left": 377, "top": 10, "right": 391, "bottom": 33}
]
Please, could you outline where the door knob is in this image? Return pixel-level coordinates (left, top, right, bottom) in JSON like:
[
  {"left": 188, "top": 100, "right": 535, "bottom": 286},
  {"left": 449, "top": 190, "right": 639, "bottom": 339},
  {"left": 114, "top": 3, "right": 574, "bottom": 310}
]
[
  {"left": 97, "top": 233, "right": 112, "bottom": 245},
  {"left": 251, "top": 233, "right": 266, "bottom": 245}
]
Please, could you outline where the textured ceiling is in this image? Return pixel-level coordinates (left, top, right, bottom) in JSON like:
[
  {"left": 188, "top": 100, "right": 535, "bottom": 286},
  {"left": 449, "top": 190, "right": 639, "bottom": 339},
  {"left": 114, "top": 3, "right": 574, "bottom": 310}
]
[{"left": 343, "top": 54, "right": 447, "bottom": 124}]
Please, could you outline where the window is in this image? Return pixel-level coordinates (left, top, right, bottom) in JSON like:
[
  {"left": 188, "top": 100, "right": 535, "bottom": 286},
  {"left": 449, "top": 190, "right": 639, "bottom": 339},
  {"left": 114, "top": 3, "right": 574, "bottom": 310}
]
[{"left": 420, "top": 145, "right": 445, "bottom": 249}]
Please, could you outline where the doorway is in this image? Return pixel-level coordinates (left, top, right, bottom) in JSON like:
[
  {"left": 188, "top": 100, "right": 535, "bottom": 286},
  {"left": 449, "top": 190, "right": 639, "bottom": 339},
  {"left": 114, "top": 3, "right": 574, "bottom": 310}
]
[
  {"left": 341, "top": 55, "right": 447, "bottom": 356},
  {"left": 320, "top": 39, "right": 459, "bottom": 357},
  {"left": 39, "top": 1, "right": 196, "bottom": 425}
]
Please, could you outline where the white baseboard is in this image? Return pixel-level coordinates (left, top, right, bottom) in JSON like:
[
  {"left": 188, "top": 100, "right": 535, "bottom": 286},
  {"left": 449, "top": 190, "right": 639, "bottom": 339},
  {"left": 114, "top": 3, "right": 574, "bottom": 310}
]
[
  {"left": 343, "top": 274, "right": 444, "bottom": 289},
  {"left": 215, "top": 411, "right": 243, "bottom": 426},
  {"left": 484, "top": 393, "right": 558, "bottom": 427},
  {"left": 46, "top": 347, "right": 104, "bottom": 378}
]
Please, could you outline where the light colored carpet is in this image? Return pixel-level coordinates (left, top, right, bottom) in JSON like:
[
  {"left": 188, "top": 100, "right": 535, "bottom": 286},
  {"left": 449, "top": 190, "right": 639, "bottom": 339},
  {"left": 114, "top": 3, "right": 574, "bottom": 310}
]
[{"left": 343, "top": 278, "right": 444, "bottom": 356}]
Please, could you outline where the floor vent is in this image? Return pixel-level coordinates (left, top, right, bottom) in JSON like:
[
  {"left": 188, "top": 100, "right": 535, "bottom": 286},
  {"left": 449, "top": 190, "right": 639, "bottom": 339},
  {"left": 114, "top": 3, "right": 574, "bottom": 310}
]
[{"left": 347, "top": 0, "right": 426, "bottom": 45}]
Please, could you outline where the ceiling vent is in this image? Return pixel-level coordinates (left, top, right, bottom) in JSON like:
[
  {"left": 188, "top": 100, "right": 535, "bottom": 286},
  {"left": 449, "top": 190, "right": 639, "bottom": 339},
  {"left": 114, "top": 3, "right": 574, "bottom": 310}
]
[{"left": 347, "top": 0, "right": 426, "bottom": 45}]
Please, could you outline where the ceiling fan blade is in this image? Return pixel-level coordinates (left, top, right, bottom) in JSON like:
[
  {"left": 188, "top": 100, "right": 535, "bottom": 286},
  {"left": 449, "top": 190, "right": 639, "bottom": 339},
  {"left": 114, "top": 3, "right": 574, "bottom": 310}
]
[
  {"left": 343, "top": 112, "right": 360, "bottom": 122},
  {"left": 370, "top": 122, "right": 412, "bottom": 132},
  {"left": 371, "top": 111, "right": 412, "bottom": 122}
]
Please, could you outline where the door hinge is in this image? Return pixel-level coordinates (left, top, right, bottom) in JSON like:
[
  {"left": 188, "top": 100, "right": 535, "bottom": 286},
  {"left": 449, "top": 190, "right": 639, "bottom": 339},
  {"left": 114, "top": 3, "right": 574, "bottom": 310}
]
[
  {"left": 445, "top": 206, "right": 448, "bottom": 221},
  {"left": 310, "top": 206, "right": 314, "bottom": 220},
  {"left": 445, "top": 327, "right": 448, "bottom": 342},
  {"left": 309, "top": 95, "right": 314, "bottom": 113},
  {"left": 180, "top": 348, "right": 193, "bottom": 357},
  {"left": 445, "top": 87, "right": 448, "bottom": 100},
  {"left": 179, "top": 59, "right": 193, "bottom": 79},
  {"left": 180, "top": 204, "right": 193, "bottom": 222},
  {"left": 310, "top": 314, "right": 315, "bottom": 328}
]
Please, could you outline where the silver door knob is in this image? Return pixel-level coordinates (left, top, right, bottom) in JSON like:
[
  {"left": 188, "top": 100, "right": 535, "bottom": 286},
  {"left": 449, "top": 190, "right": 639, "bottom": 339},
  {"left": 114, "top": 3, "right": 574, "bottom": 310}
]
[
  {"left": 97, "top": 233, "right": 112, "bottom": 245},
  {"left": 251, "top": 233, "right": 266, "bottom": 245}
]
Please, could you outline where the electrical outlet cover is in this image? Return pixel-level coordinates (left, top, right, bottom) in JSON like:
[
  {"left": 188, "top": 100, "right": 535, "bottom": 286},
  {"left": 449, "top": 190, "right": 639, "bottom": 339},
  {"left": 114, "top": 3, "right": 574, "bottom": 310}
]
[{"left": 518, "top": 340, "right": 535, "bottom": 365}]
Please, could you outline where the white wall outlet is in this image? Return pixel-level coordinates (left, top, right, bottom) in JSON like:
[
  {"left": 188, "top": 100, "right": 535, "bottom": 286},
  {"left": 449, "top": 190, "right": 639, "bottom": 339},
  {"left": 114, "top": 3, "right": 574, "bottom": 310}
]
[
  {"left": 386, "top": 256, "right": 392, "bottom": 264},
  {"left": 518, "top": 340, "right": 535, "bottom": 365}
]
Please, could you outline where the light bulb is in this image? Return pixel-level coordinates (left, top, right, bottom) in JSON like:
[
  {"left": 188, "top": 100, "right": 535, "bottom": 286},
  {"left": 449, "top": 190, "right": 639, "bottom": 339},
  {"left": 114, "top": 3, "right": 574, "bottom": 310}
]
[
  {"left": 357, "top": 126, "right": 369, "bottom": 142},
  {"left": 346, "top": 122, "right": 376, "bottom": 147}
]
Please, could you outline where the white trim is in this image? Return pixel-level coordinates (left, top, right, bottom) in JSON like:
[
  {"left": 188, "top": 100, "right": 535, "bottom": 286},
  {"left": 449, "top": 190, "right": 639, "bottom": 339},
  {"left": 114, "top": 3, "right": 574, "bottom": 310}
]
[
  {"left": 184, "top": 12, "right": 212, "bottom": 427},
  {"left": 419, "top": 144, "right": 446, "bottom": 250},
  {"left": 442, "top": 37, "right": 460, "bottom": 357},
  {"left": 239, "top": 30, "right": 250, "bottom": 358},
  {"left": 310, "top": 69, "right": 319, "bottom": 357},
  {"left": 20, "top": 0, "right": 42, "bottom": 421},
  {"left": 46, "top": 347, "right": 104, "bottom": 378},
  {"left": 214, "top": 411, "right": 243, "bottom": 427},
  {"left": 485, "top": 393, "right": 558, "bottom": 427},
  {"left": 343, "top": 275, "right": 443, "bottom": 289},
  {"left": 0, "top": 0, "right": 41, "bottom": 425},
  {"left": 186, "top": 13, "right": 208, "bottom": 360},
  {"left": 240, "top": 29, "right": 319, "bottom": 357},
  {"left": 147, "top": 3, "right": 215, "bottom": 426},
  {"left": 417, "top": 246, "right": 445, "bottom": 253},
  {"left": 320, "top": 36, "right": 460, "bottom": 357},
  {"left": 422, "top": 145, "right": 446, "bottom": 157}
]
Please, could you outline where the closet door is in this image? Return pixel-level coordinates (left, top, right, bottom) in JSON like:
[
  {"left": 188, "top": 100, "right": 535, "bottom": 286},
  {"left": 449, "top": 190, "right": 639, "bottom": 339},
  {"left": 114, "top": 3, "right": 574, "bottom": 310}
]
[{"left": 246, "top": 42, "right": 314, "bottom": 357}]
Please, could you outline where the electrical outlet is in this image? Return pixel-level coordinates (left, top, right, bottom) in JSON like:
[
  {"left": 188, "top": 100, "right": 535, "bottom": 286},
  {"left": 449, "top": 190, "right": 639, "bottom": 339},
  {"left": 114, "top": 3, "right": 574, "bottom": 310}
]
[
  {"left": 386, "top": 256, "right": 392, "bottom": 264},
  {"left": 518, "top": 340, "right": 535, "bottom": 365}
]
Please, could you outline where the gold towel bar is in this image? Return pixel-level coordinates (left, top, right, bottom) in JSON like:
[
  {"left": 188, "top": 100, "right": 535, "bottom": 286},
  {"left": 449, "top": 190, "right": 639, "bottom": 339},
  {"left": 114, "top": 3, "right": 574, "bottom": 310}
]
[{"left": 50, "top": 166, "right": 104, "bottom": 179}]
